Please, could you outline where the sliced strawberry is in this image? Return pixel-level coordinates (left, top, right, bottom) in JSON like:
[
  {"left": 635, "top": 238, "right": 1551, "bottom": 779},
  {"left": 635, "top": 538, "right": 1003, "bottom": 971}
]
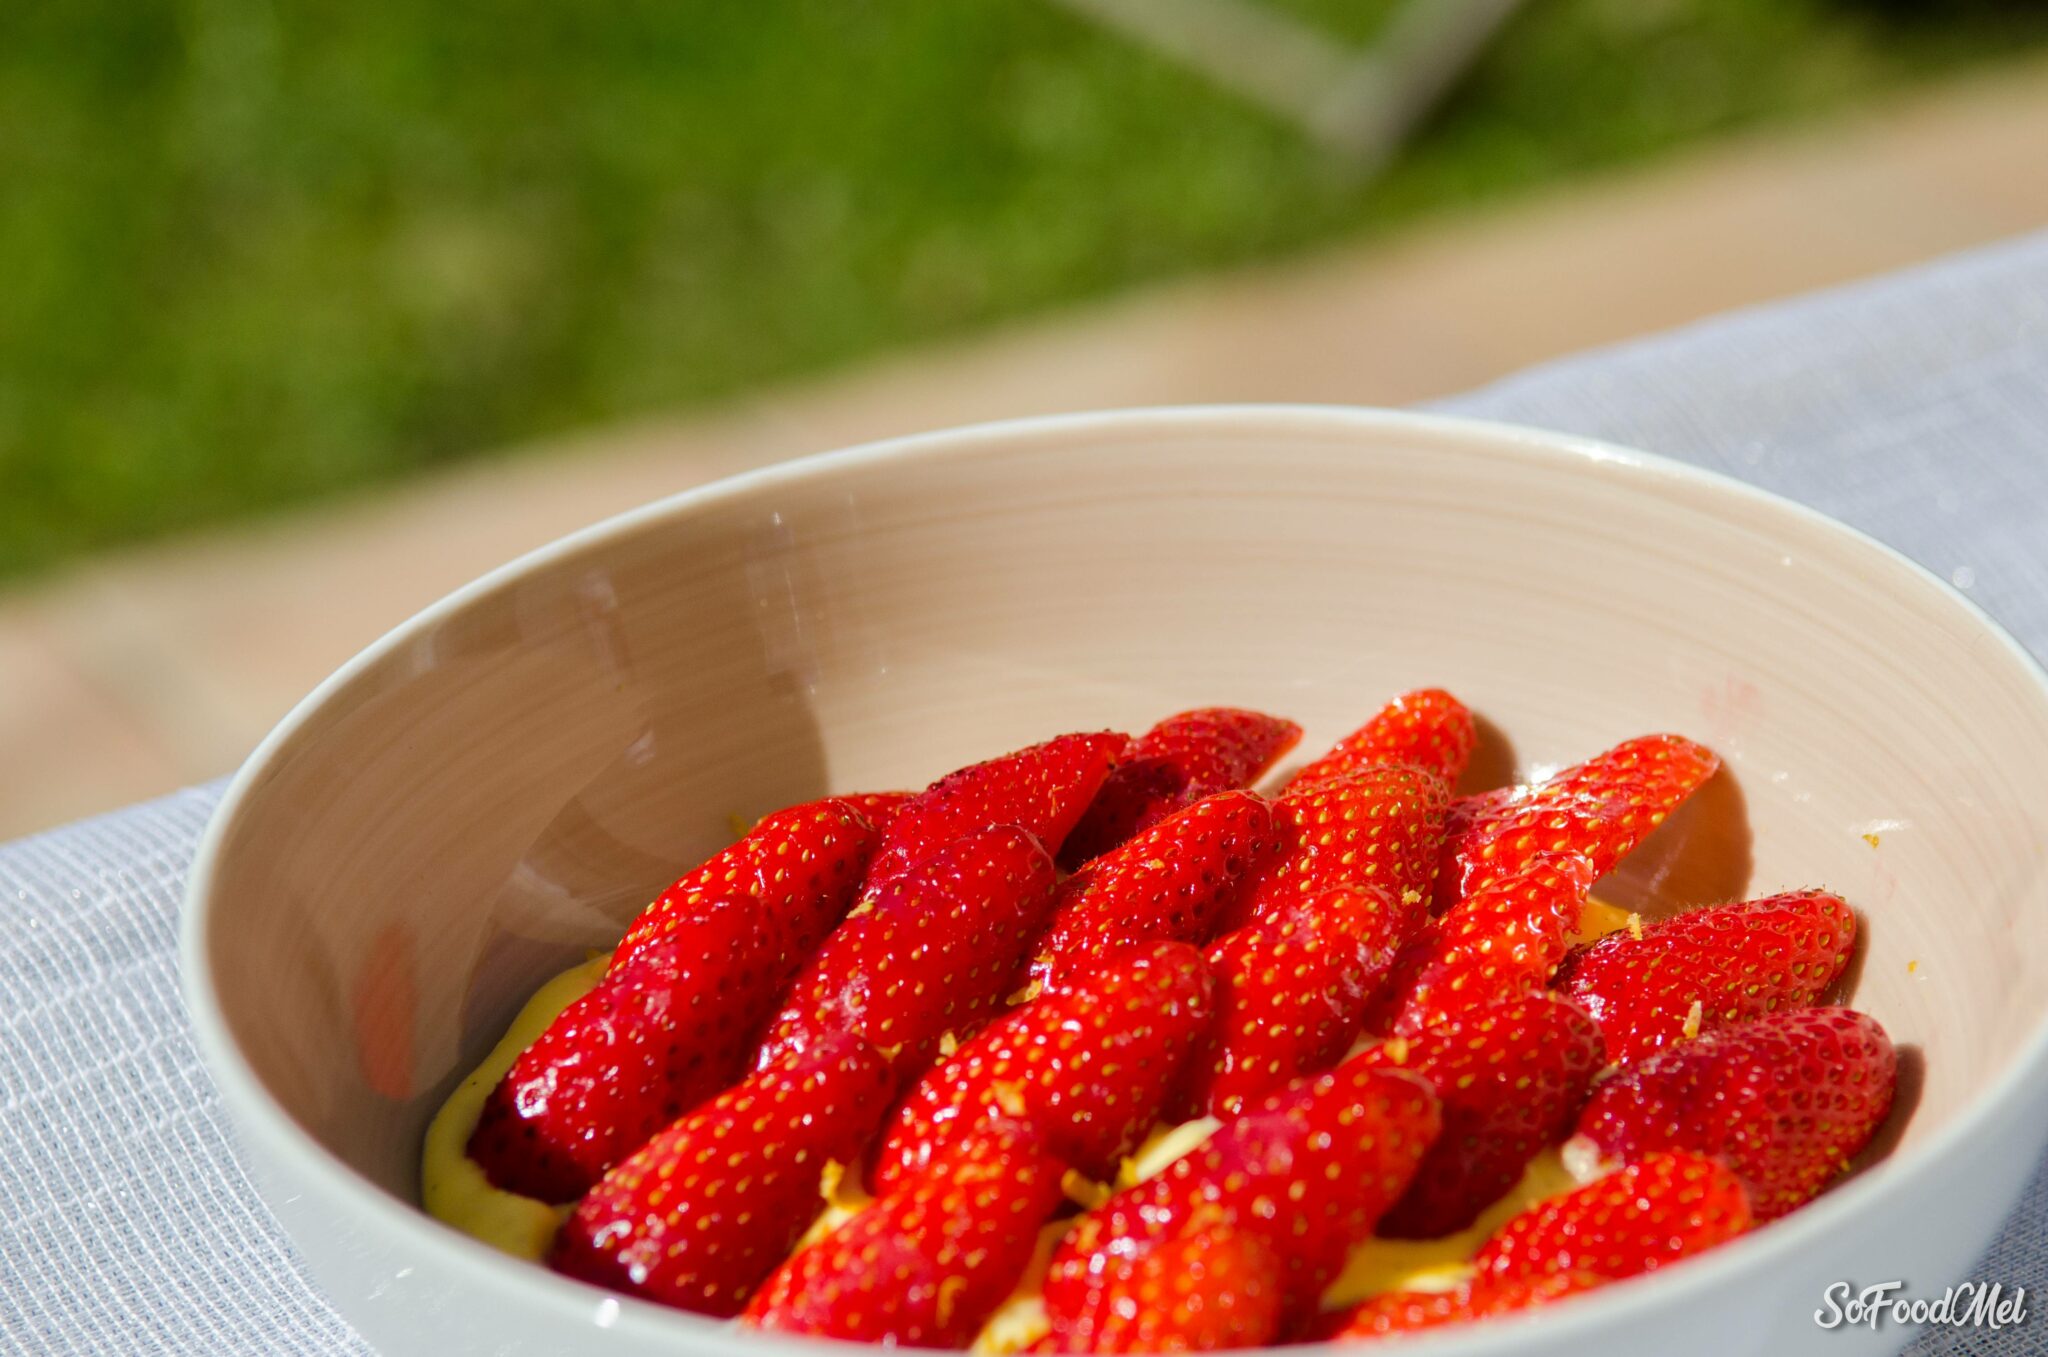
[
  {"left": 756, "top": 825, "right": 1058, "bottom": 1075},
  {"left": 1032, "top": 791, "right": 1278, "bottom": 988},
  {"left": 1554, "top": 890, "right": 1857, "bottom": 1062},
  {"left": 1235, "top": 764, "right": 1450, "bottom": 929},
  {"left": 1048, "top": 1221, "right": 1286, "bottom": 1353},
  {"left": 614, "top": 795, "right": 879, "bottom": 971},
  {"left": 1475, "top": 1151, "right": 1753, "bottom": 1283},
  {"left": 1045, "top": 1061, "right": 1440, "bottom": 1321},
  {"left": 1570, "top": 1006, "right": 1896, "bottom": 1220},
  {"left": 1180, "top": 884, "right": 1422, "bottom": 1119},
  {"left": 469, "top": 897, "right": 801, "bottom": 1202},
  {"left": 549, "top": 1032, "right": 897, "bottom": 1316},
  {"left": 1360, "top": 991, "right": 1605, "bottom": 1238},
  {"left": 744, "top": 1124, "right": 1066, "bottom": 1347},
  {"left": 1059, "top": 708, "right": 1301, "bottom": 868},
  {"left": 1322, "top": 1270, "right": 1604, "bottom": 1340},
  {"left": 1288, "top": 689, "right": 1477, "bottom": 791},
  {"left": 866, "top": 731, "right": 1124, "bottom": 890},
  {"left": 1368, "top": 852, "right": 1595, "bottom": 1036},
  {"left": 1435, "top": 735, "right": 1719, "bottom": 912},
  {"left": 874, "top": 940, "right": 1217, "bottom": 1190}
]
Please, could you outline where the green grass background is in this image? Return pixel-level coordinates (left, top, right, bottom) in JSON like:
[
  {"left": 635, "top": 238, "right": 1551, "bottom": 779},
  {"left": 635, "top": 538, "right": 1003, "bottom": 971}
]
[{"left": 3, "top": 0, "right": 2044, "bottom": 579}]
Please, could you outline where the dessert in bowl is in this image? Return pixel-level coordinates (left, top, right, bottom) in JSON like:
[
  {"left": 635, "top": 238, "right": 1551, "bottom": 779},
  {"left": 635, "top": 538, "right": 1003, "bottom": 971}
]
[{"left": 183, "top": 406, "right": 2048, "bottom": 1357}]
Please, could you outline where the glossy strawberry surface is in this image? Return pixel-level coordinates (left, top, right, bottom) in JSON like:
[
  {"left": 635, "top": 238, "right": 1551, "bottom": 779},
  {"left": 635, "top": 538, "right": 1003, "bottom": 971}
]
[
  {"left": 1361, "top": 990, "right": 1605, "bottom": 1238},
  {"left": 1181, "top": 883, "right": 1421, "bottom": 1119},
  {"left": 1323, "top": 1270, "right": 1604, "bottom": 1341},
  {"left": 1048, "top": 1222, "right": 1286, "bottom": 1353},
  {"left": 1435, "top": 735, "right": 1719, "bottom": 912},
  {"left": 756, "top": 824, "right": 1059, "bottom": 1075},
  {"left": 469, "top": 897, "right": 800, "bottom": 1202},
  {"left": 1046, "top": 1061, "right": 1441, "bottom": 1321},
  {"left": 1060, "top": 708, "right": 1300, "bottom": 868},
  {"left": 745, "top": 1125, "right": 1066, "bottom": 1347},
  {"left": 548, "top": 1032, "right": 897, "bottom": 1317},
  {"left": 875, "top": 940, "right": 1217, "bottom": 1189},
  {"left": 1555, "top": 890, "right": 1857, "bottom": 1062},
  {"left": 867, "top": 731, "right": 1124, "bottom": 889},
  {"left": 1033, "top": 791, "right": 1277, "bottom": 988},
  {"left": 1287, "top": 689, "right": 1477, "bottom": 791},
  {"left": 1235, "top": 764, "right": 1450, "bottom": 928},
  {"left": 1474, "top": 1151, "right": 1754, "bottom": 1284},
  {"left": 1572, "top": 1006, "right": 1896, "bottom": 1219},
  {"left": 613, "top": 795, "right": 879, "bottom": 971}
]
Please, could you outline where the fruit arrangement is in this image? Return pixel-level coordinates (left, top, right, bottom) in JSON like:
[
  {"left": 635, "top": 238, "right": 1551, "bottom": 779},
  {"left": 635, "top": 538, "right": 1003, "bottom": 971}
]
[{"left": 425, "top": 691, "right": 1897, "bottom": 1351}]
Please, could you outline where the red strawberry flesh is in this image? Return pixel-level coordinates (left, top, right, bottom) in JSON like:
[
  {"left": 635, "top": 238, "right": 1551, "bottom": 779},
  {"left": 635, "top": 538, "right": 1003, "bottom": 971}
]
[
  {"left": 1572, "top": 1006, "right": 1896, "bottom": 1220},
  {"left": 1235, "top": 764, "right": 1450, "bottom": 930},
  {"left": 1060, "top": 708, "right": 1300, "bottom": 868},
  {"left": 756, "top": 824, "right": 1059, "bottom": 1075},
  {"left": 867, "top": 731, "right": 1124, "bottom": 889},
  {"left": 548, "top": 1032, "right": 897, "bottom": 1317},
  {"left": 1555, "top": 890, "right": 1858, "bottom": 1062},
  {"left": 1048, "top": 1222, "right": 1286, "bottom": 1353},
  {"left": 744, "top": 1125, "right": 1066, "bottom": 1347},
  {"left": 1289, "top": 689, "right": 1477, "bottom": 791},
  {"left": 874, "top": 940, "right": 1218, "bottom": 1190}
]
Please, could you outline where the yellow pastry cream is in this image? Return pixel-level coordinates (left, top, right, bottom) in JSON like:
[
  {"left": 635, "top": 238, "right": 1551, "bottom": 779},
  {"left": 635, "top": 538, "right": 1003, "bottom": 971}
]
[
  {"left": 421, "top": 894, "right": 1639, "bottom": 1336},
  {"left": 420, "top": 951, "right": 610, "bottom": 1259}
]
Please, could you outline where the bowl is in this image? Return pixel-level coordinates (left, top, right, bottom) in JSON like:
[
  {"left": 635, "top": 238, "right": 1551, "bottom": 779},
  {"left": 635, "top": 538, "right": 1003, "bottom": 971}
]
[{"left": 183, "top": 406, "right": 2048, "bottom": 1357}]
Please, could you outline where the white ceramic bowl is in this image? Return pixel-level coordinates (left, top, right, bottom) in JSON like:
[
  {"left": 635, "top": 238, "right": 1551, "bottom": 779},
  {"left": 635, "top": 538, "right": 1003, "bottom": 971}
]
[{"left": 184, "top": 407, "right": 2048, "bottom": 1357}]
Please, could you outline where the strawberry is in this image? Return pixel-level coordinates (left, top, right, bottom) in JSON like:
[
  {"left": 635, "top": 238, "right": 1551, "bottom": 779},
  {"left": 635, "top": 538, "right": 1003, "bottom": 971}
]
[
  {"left": 1569, "top": 1006, "right": 1896, "bottom": 1220},
  {"left": 614, "top": 795, "right": 879, "bottom": 972},
  {"left": 469, "top": 897, "right": 802, "bottom": 1202},
  {"left": 867, "top": 731, "right": 1124, "bottom": 889},
  {"left": 1048, "top": 1222, "right": 1286, "bottom": 1353},
  {"left": 1359, "top": 991, "right": 1605, "bottom": 1238},
  {"left": 1435, "top": 735, "right": 1719, "bottom": 912},
  {"left": 874, "top": 940, "right": 1217, "bottom": 1190},
  {"left": 744, "top": 1125, "right": 1066, "bottom": 1347},
  {"left": 1554, "top": 890, "right": 1857, "bottom": 1062},
  {"left": 1032, "top": 791, "right": 1278, "bottom": 988},
  {"left": 1288, "top": 689, "right": 1477, "bottom": 791},
  {"left": 756, "top": 825, "right": 1059, "bottom": 1075},
  {"left": 1059, "top": 708, "right": 1301, "bottom": 868},
  {"left": 1474, "top": 1151, "right": 1753, "bottom": 1283},
  {"left": 1180, "top": 884, "right": 1422, "bottom": 1119},
  {"left": 1368, "top": 852, "right": 1595, "bottom": 1036},
  {"left": 1235, "top": 765, "right": 1450, "bottom": 929},
  {"left": 1321, "top": 1270, "right": 1604, "bottom": 1340},
  {"left": 548, "top": 1032, "right": 897, "bottom": 1316},
  {"left": 833, "top": 790, "right": 916, "bottom": 834},
  {"left": 1045, "top": 1061, "right": 1440, "bottom": 1320}
]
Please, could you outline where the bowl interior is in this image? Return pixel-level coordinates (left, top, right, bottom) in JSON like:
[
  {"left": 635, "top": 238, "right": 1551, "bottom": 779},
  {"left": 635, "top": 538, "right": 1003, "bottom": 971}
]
[{"left": 196, "top": 408, "right": 2048, "bottom": 1215}]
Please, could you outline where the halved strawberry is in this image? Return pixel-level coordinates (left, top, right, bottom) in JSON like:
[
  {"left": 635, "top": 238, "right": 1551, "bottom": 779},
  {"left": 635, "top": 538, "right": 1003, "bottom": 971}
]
[
  {"left": 549, "top": 1032, "right": 897, "bottom": 1316},
  {"left": 1234, "top": 764, "right": 1450, "bottom": 928},
  {"left": 1049, "top": 1221, "right": 1286, "bottom": 1353},
  {"left": 755, "top": 825, "right": 1058, "bottom": 1075},
  {"left": 1554, "top": 890, "right": 1857, "bottom": 1062},
  {"left": 614, "top": 795, "right": 880, "bottom": 971},
  {"left": 1360, "top": 991, "right": 1605, "bottom": 1238},
  {"left": 1032, "top": 791, "right": 1278, "bottom": 988},
  {"left": 1060, "top": 708, "right": 1301, "bottom": 869},
  {"left": 1570, "top": 1006, "right": 1896, "bottom": 1220},
  {"left": 1474, "top": 1151, "right": 1753, "bottom": 1284},
  {"left": 1435, "top": 735, "right": 1719, "bottom": 912},
  {"left": 1045, "top": 1061, "right": 1441, "bottom": 1321},
  {"left": 874, "top": 940, "right": 1217, "bottom": 1190},
  {"left": 744, "top": 1124, "right": 1066, "bottom": 1347},
  {"left": 1180, "top": 883, "right": 1422, "bottom": 1119},
  {"left": 1368, "top": 852, "right": 1595, "bottom": 1036},
  {"left": 469, "top": 897, "right": 802, "bottom": 1202},
  {"left": 833, "top": 789, "right": 916, "bottom": 833},
  {"left": 1322, "top": 1270, "right": 1604, "bottom": 1340},
  {"left": 866, "top": 731, "right": 1124, "bottom": 890},
  {"left": 1288, "top": 689, "right": 1477, "bottom": 791}
]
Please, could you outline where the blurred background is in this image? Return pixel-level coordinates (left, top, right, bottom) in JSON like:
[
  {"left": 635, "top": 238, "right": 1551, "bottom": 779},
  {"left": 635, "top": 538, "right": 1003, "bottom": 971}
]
[{"left": 5, "top": 0, "right": 2048, "bottom": 838}]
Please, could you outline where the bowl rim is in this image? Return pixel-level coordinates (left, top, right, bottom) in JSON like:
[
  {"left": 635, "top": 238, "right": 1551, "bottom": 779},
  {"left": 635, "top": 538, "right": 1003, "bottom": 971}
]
[{"left": 180, "top": 402, "right": 2048, "bottom": 1356}]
